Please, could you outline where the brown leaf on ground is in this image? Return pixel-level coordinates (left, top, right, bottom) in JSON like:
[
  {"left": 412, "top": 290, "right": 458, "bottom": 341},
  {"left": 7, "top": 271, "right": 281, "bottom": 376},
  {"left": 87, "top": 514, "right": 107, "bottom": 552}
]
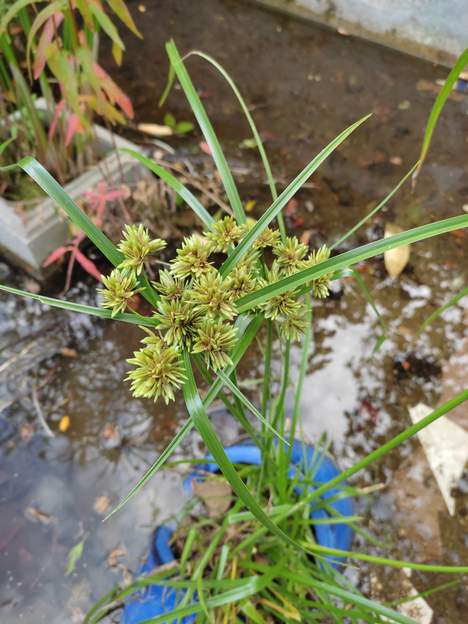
[
  {"left": 25, "top": 506, "right": 57, "bottom": 525},
  {"left": 99, "top": 423, "right": 121, "bottom": 449},
  {"left": 61, "top": 347, "right": 77, "bottom": 358},
  {"left": 107, "top": 544, "right": 128, "bottom": 568},
  {"left": 93, "top": 495, "right": 110, "bottom": 516},
  {"left": 20, "top": 423, "right": 35, "bottom": 441},
  {"left": 193, "top": 477, "right": 232, "bottom": 518}
]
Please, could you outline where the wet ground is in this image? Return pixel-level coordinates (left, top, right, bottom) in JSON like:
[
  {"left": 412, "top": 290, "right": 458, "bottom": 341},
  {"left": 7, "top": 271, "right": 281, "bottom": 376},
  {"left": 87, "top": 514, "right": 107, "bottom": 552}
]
[{"left": 1, "top": 0, "right": 467, "bottom": 621}]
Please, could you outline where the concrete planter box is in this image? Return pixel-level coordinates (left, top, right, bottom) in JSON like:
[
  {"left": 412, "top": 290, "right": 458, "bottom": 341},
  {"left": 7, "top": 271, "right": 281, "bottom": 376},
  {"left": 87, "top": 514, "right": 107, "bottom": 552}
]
[
  {"left": 0, "top": 114, "right": 146, "bottom": 274},
  {"left": 252, "top": 0, "right": 466, "bottom": 66}
]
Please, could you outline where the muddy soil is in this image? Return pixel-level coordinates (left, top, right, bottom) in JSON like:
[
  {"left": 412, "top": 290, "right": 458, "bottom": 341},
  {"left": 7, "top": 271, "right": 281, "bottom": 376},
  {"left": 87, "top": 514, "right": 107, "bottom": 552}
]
[{"left": 1, "top": 0, "right": 467, "bottom": 622}]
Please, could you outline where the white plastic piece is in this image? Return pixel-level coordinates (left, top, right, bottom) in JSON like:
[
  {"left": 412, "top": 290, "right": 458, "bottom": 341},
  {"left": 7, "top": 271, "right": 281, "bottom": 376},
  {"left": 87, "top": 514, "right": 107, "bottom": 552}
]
[
  {"left": 408, "top": 403, "right": 468, "bottom": 516},
  {"left": 398, "top": 568, "right": 433, "bottom": 623}
]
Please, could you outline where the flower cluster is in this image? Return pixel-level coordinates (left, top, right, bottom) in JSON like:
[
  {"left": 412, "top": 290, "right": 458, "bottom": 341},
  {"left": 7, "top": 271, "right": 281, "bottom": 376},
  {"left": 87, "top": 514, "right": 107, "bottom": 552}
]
[{"left": 98, "top": 218, "right": 332, "bottom": 403}]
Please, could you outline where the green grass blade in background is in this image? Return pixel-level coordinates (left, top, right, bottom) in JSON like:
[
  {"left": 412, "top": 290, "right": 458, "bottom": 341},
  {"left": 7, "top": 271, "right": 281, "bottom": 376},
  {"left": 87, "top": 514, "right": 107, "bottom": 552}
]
[
  {"left": 305, "top": 544, "right": 468, "bottom": 574},
  {"left": 17, "top": 157, "right": 160, "bottom": 307},
  {"left": 236, "top": 213, "right": 468, "bottom": 312},
  {"left": 419, "top": 285, "right": 468, "bottom": 334},
  {"left": 0, "top": 0, "right": 37, "bottom": 33},
  {"left": 220, "top": 113, "right": 372, "bottom": 276},
  {"left": 120, "top": 148, "right": 215, "bottom": 230},
  {"left": 187, "top": 50, "right": 286, "bottom": 238},
  {"left": 345, "top": 269, "right": 388, "bottom": 352},
  {"left": 216, "top": 370, "right": 289, "bottom": 445},
  {"left": 331, "top": 161, "right": 419, "bottom": 250},
  {"left": 182, "top": 351, "right": 301, "bottom": 550},
  {"left": 104, "top": 417, "right": 194, "bottom": 521},
  {"left": 0, "top": 284, "right": 154, "bottom": 326},
  {"left": 166, "top": 40, "right": 245, "bottom": 224},
  {"left": 414, "top": 48, "right": 468, "bottom": 184},
  {"left": 18, "top": 157, "right": 123, "bottom": 266}
]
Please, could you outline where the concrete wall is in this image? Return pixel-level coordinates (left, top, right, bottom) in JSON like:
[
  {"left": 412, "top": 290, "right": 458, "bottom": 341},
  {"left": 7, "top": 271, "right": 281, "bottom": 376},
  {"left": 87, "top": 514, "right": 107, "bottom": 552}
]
[{"left": 252, "top": 0, "right": 467, "bottom": 66}]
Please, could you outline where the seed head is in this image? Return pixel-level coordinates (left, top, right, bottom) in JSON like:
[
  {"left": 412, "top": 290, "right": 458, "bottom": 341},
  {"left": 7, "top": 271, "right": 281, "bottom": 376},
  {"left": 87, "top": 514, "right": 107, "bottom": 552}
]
[
  {"left": 153, "top": 298, "right": 200, "bottom": 347},
  {"left": 98, "top": 268, "right": 142, "bottom": 316},
  {"left": 170, "top": 234, "right": 212, "bottom": 280},
  {"left": 190, "top": 271, "right": 237, "bottom": 320},
  {"left": 118, "top": 224, "right": 166, "bottom": 274},
  {"left": 304, "top": 245, "right": 331, "bottom": 299},
  {"left": 152, "top": 269, "right": 186, "bottom": 301},
  {"left": 126, "top": 342, "right": 186, "bottom": 404},
  {"left": 278, "top": 308, "right": 308, "bottom": 341},
  {"left": 253, "top": 226, "right": 281, "bottom": 249},
  {"left": 205, "top": 216, "right": 243, "bottom": 253},
  {"left": 192, "top": 319, "right": 238, "bottom": 370},
  {"left": 273, "top": 236, "right": 308, "bottom": 275}
]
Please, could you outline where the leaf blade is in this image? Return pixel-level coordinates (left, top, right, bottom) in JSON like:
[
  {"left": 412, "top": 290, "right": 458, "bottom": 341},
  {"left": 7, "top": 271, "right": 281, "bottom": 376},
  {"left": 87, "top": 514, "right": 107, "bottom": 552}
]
[
  {"left": 166, "top": 40, "right": 245, "bottom": 225},
  {"left": 220, "top": 113, "right": 372, "bottom": 276}
]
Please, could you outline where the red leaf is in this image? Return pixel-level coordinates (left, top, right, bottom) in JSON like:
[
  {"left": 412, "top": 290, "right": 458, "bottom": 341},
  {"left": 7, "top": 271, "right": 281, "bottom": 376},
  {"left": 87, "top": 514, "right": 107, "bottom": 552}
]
[
  {"left": 199, "top": 141, "right": 211, "bottom": 156},
  {"left": 34, "top": 12, "right": 64, "bottom": 80},
  {"left": 43, "top": 245, "right": 72, "bottom": 267},
  {"left": 92, "top": 63, "right": 134, "bottom": 119},
  {"left": 48, "top": 99, "right": 65, "bottom": 142},
  {"left": 73, "top": 250, "right": 102, "bottom": 282},
  {"left": 65, "top": 114, "right": 85, "bottom": 146}
]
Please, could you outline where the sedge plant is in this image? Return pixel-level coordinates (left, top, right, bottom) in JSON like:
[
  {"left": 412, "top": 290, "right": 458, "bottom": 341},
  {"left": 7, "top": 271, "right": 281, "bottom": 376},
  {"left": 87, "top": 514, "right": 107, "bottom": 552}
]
[{"left": 1, "top": 41, "right": 467, "bottom": 623}]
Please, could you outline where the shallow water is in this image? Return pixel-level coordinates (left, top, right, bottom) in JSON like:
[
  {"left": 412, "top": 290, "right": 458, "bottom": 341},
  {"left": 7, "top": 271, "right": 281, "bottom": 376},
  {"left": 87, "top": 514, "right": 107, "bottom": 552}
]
[{"left": 1, "top": 0, "right": 467, "bottom": 621}]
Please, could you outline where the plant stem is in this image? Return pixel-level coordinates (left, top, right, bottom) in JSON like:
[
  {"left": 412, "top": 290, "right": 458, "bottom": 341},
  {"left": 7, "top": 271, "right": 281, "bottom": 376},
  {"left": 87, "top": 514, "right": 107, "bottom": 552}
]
[{"left": 288, "top": 294, "right": 312, "bottom": 459}]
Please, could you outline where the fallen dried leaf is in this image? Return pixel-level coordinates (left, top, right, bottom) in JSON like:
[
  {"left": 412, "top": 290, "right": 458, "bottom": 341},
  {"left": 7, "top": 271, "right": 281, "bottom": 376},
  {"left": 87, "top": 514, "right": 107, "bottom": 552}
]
[
  {"left": 285, "top": 198, "right": 298, "bottom": 217},
  {"left": 59, "top": 415, "right": 71, "bottom": 432},
  {"left": 25, "top": 506, "right": 56, "bottom": 525},
  {"left": 20, "top": 423, "right": 35, "bottom": 441},
  {"left": 193, "top": 477, "right": 232, "bottom": 517},
  {"left": 22, "top": 278, "right": 41, "bottom": 293},
  {"left": 300, "top": 230, "right": 312, "bottom": 246},
  {"left": 61, "top": 347, "right": 77, "bottom": 358},
  {"left": 107, "top": 544, "right": 127, "bottom": 568},
  {"left": 384, "top": 224, "right": 410, "bottom": 278},
  {"left": 136, "top": 123, "right": 172, "bottom": 137},
  {"left": 93, "top": 495, "right": 110, "bottom": 516},
  {"left": 99, "top": 423, "right": 121, "bottom": 449}
]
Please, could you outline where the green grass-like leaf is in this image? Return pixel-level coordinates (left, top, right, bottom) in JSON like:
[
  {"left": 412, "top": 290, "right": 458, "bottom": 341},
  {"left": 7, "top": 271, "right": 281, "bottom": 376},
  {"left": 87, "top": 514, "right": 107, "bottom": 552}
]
[
  {"left": 220, "top": 113, "right": 372, "bottom": 277},
  {"left": 236, "top": 213, "right": 468, "bottom": 312},
  {"left": 166, "top": 40, "right": 246, "bottom": 225},
  {"left": 120, "top": 148, "right": 215, "bottom": 229},
  {"left": 0, "top": 284, "right": 154, "bottom": 326},
  {"left": 182, "top": 351, "right": 301, "bottom": 551},
  {"left": 186, "top": 50, "right": 285, "bottom": 238},
  {"left": 418, "top": 285, "right": 468, "bottom": 334},
  {"left": 414, "top": 47, "right": 468, "bottom": 183}
]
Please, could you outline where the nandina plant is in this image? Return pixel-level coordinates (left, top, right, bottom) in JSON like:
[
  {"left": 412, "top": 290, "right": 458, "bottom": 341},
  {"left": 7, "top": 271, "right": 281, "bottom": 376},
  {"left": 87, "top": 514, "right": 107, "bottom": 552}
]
[
  {"left": 1, "top": 42, "right": 467, "bottom": 623},
  {"left": 0, "top": 0, "right": 139, "bottom": 195}
]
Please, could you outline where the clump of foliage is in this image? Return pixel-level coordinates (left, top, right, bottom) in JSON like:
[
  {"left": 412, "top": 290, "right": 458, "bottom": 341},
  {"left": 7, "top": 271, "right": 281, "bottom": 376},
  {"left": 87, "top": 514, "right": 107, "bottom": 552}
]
[{"left": 0, "top": 0, "right": 139, "bottom": 195}]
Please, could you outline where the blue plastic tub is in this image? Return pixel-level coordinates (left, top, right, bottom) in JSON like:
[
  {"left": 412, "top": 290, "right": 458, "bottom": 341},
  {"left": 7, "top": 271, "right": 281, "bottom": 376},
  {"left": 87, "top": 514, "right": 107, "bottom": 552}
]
[{"left": 122, "top": 440, "right": 353, "bottom": 624}]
